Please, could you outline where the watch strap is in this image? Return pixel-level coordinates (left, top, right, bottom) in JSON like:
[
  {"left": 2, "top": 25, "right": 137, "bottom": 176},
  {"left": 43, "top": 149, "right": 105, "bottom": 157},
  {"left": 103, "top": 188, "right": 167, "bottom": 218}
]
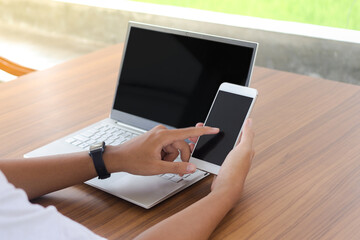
[{"left": 89, "top": 142, "right": 111, "bottom": 179}]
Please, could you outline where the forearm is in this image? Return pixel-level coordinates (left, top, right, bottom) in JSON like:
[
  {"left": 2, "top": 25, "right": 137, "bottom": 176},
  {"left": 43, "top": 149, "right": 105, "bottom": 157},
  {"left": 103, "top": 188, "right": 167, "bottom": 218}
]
[
  {"left": 135, "top": 189, "right": 239, "bottom": 240},
  {"left": 0, "top": 151, "right": 98, "bottom": 199}
]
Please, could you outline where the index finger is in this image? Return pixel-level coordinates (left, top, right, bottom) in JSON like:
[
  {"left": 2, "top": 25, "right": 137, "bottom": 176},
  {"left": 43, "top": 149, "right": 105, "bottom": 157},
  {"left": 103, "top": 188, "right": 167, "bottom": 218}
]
[
  {"left": 189, "top": 122, "right": 204, "bottom": 143},
  {"left": 164, "top": 126, "right": 219, "bottom": 144}
]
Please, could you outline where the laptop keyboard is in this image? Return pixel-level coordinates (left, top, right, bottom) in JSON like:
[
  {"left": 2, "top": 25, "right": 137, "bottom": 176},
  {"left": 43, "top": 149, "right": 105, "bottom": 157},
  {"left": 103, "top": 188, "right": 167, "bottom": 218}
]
[
  {"left": 65, "top": 123, "right": 202, "bottom": 183},
  {"left": 65, "top": 123, "right": 140, "bottom": 150},
  {"left": 160, "top": 170, "right": 200, "bottom": 183}
]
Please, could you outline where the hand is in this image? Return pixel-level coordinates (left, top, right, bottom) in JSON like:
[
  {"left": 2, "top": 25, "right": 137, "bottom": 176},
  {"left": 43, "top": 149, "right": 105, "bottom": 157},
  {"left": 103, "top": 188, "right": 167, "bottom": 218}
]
[
  {"left": 210, "top": 118, "right": 255, "bottom": 205},
  {"left": 188, "top": 122, "right": 204, "bottom": 151},
  {"left": 104, "top": 125, "right": 219, "bottom": 176}
]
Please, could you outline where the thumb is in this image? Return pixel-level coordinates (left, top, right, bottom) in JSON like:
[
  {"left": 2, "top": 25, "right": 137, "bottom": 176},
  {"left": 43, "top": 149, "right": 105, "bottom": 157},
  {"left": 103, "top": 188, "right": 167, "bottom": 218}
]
[{"left": 158, "top": 161, "right": 197, "bottom": 175}]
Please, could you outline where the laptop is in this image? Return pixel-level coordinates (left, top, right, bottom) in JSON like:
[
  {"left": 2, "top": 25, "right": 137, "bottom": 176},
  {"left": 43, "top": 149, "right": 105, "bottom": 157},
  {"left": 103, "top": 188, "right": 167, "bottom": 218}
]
[{"left": 25, "top": 22, "right": 258, "bottom": 209}]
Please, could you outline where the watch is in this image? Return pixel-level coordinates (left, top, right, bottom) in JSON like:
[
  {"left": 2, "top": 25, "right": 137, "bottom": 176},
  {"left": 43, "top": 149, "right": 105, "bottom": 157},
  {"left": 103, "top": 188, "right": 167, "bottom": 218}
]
[{"left": 89, "top": 141, "right": 111, "bottom": 179}]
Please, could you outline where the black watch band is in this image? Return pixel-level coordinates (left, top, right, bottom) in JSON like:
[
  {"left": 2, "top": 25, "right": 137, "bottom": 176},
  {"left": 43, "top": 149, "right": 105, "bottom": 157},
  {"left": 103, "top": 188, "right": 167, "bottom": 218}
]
[{"left": 89, "top": 141, "right": 111, "bottom": 179}]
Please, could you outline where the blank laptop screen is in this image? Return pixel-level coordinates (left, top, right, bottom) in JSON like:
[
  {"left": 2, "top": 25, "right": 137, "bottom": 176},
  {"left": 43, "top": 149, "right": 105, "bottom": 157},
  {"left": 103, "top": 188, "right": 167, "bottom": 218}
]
[{"left": 113, "top": 26, "right": 256, "bottom": 128}]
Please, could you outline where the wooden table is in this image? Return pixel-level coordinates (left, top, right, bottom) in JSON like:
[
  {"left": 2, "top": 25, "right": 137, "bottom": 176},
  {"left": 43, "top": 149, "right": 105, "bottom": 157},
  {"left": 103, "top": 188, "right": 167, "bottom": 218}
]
[{"left": 1, "top": 44, "right": 360, "bottom": 239}]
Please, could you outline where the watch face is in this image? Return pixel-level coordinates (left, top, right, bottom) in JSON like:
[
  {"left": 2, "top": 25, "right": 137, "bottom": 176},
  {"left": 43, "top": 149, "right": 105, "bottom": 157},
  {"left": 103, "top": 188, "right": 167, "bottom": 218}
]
[{"left": 89, "top": 142, "right": 104, "bottom": 151}]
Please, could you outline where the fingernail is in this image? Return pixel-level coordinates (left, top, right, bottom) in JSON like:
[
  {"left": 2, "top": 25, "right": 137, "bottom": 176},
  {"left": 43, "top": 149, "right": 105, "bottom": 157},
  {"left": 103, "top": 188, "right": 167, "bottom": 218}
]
[
  {"left": 186, "top": 163, "right": 196, "bottom": 173},
  {"left": 210, "top": 127, "right": 220, "bottom": 133}
]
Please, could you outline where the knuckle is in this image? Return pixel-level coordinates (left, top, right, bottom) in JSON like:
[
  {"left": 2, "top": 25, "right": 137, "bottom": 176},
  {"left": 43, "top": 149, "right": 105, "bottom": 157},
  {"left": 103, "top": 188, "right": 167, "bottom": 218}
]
[
  {"left": 147, "top": 130, "right": 163, "bottom": 143},
  {"left": 157, "top": 124, "right": 167, "bottom": 129},
  {"left": 152, "top": 125, "right": 167, "bottom": 133},
  {"left": 153, "top": 127, "right": 166, "bottom": 136}
]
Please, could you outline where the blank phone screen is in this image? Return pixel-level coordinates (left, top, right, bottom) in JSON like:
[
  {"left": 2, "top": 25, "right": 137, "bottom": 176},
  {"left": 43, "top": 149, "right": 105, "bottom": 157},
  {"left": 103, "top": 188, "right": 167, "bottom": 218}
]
[{"left": 192, "top": 90, "right": 253, "bottom": 166}]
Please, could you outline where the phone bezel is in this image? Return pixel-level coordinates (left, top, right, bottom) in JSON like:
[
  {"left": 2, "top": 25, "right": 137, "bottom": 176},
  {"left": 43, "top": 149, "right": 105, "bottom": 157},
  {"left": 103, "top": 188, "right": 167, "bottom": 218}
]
[{"left": 190, "top": 82, "right": 258, "bottom": 175}]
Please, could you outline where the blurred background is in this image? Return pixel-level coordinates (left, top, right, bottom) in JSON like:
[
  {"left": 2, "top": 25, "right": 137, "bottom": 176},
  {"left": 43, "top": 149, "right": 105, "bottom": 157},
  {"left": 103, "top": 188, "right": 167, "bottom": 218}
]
[
  {"left": 0, "top": 0, "right": 359, "bottom": 84},
  {"left": 135, "top": 0, "right": 360, "bottom": 30}
]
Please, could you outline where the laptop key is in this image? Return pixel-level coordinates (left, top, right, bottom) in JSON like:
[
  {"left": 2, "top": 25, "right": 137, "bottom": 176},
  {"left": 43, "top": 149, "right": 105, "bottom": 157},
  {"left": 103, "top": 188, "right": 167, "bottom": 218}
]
[
  {"left": 123, "top": 133, "right": 131, "bottom": 138},
  {"left": 86, "top": 139, "right": 96, "bottom": 145},
  {"left": 161, "top": 174, "right": 174, "bottom": 180},
  {"left": 72, "top": 140, "right": 82, "bottom": 146},
  {"left": 131, "top": 134, "right": 139, "bottom": 138},
  {"left": 79, "top": 143, "right": 89, "bottom": 149},
  {"left": 170, "top": 175, "right": 183, "bottom": 183},
  {"left": 74, "top": 135, "right": 87, "bottom": 141},
  {"left": 65, "top": 138, "right": 76, "bottom": 143},
  {"left": 182, "top": 173, "right": 191, "bottom": 178},
  {"left": 82, "top": 131, "right": 93, "bottom": 137},
  {"left": 87, "top": 128, "right": 98, "bottom": 133}
]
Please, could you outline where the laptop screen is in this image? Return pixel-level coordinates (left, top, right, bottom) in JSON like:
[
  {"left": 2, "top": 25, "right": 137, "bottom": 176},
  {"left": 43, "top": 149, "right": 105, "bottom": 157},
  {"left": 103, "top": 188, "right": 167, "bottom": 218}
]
[{"left": 112, "top": 23, "right": 257, "bottom": 129}]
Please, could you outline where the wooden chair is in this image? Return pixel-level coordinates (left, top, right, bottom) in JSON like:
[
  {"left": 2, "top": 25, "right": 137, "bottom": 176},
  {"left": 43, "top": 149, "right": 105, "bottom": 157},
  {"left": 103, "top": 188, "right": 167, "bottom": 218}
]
[{"left": 0, "top": 57, "right": 36, "bottom": 80}]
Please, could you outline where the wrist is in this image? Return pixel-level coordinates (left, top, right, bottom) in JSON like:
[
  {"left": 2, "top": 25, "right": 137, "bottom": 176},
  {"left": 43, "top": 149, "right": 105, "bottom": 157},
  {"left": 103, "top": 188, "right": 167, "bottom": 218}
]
[
  {"left": 207, "top": 189, "right": 239, "bottom": 212},
  {"left": 210, "top": 184, "right": 244, "bottom": 208},
  {"left": 102, "top": 145, "right": 123, "bottom": 173}
]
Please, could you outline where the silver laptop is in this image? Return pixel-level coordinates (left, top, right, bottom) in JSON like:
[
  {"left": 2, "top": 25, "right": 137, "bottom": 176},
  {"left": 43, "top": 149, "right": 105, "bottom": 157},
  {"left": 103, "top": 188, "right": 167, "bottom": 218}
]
[{"left": 25, "top": 22, "right": 258, "bottom": 209}]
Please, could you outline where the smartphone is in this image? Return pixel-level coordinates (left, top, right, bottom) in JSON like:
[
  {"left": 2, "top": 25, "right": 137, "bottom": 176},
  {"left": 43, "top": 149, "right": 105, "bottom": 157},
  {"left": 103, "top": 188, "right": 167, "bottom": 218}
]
[{"left": 190, "top": 82, "right": 258, "bottom": 175}]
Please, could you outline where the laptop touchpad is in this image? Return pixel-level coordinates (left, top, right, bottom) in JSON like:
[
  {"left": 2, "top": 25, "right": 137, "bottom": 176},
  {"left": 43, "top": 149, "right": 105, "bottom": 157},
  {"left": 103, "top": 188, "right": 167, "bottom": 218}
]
[{"left": 86, "top": 173, "right": 183, "bottom": 208}]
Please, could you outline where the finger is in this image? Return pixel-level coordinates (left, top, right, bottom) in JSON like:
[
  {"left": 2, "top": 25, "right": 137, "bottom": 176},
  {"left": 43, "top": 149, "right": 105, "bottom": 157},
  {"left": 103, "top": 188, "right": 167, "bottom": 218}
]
[
  {"left": 189, "top": 143, "right": 195, "bottom": 152},
  {"left": 189, "top": 123, "right": 204, "bottom": 143},
  {"left": 163, "top": 151, "right": 180, "bottom": 162},
  {"left": 150, "top": 124, "right": 167, "bottom": 132},
  {"left": 163, "top": 144, "right": 178, "bottom": 153},
  {"left": 158, "top": 161, "right": 197, "bottom": 175},
  {"left": 164, "top": 126, "right": 219, "bottom": 144},
  {"left": 239, "top": 118, "right": 254, "bottom": 148},
  {"left": 171, "top": 140, "right": 192, "bottom": 162},
  {"left": 162, "top": 145, "right": 179, "bottom": 161},
  {"left": 235, "top": 131, "right": 243, "bottom": 146},
  {"left": 195, "top": 123, "right": 204, "bottom": 127},
  {"left": 161, "top": 149, "right": 166, "bottom": 159}
]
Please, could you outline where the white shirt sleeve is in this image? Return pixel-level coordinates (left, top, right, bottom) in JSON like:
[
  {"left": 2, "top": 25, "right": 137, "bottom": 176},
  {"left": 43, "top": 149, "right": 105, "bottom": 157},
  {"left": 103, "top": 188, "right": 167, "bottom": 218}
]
[{"left": 0, "top": 171, "right": 106, "bottom": 240}]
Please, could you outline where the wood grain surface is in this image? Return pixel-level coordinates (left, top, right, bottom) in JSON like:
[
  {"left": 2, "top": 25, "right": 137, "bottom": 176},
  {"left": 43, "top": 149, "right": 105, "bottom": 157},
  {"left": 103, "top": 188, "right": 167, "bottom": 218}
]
[{"left": 0, "top": 44, "right": 360, "bottom": 239}]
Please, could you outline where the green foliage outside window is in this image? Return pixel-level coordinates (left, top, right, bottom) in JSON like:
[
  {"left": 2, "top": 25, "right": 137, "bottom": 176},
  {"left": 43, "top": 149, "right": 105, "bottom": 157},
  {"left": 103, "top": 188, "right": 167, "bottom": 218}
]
[{"left": 132, "top": 0, "right": 360, "bottom": 31}]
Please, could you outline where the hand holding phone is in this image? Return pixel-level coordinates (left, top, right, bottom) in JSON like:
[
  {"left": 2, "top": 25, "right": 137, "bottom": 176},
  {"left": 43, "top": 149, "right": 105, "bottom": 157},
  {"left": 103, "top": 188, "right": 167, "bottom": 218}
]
[{"left": 190, "top": 82, "right": 257, "bottom": 175}]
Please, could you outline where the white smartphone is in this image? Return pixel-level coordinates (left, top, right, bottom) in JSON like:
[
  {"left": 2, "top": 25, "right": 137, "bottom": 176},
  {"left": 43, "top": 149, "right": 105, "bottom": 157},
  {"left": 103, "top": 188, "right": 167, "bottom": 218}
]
[{"left": 190, "top": 82, "right": 258, "bottom": 175}]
